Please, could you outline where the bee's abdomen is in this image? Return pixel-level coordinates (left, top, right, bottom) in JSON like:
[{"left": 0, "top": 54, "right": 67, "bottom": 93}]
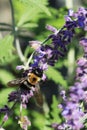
[{"left": 34, "top": 90, "right": 43, "bottom": 107}]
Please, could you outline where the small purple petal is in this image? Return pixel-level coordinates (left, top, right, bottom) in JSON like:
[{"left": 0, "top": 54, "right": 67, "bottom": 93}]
[
  {"left": 29, "top": 40, "right": 41, "bottom": 50},
  {"left": 46, "top": 24, "right": 57, "bottom": 33},
  {"left": 22, "top": 103, "right": 27, "bottom": 109},
  {"left": 65, "top": 16, "right": 72, "bottom": 21},
  {"left": 42, "top": 74, "right": 46, "bottom": 81},
  {"left": 3, "top": 114, "right": 8, "bottom": 122},
  {"left": 68, "top": 9, "right": 74, "bottom": 16},
  {"left": 77, "top": 58, "right": 87, "bottom": 66},
  {"left": 80, "top": 38, "right": 87, "bottom": 47},
  {"left": 16, "top": 65, "right": 24, "bottom": 70}
]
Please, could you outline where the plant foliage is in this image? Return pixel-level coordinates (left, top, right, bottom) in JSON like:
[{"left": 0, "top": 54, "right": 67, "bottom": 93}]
[{"left": 0, "top": 35, "right": 14, "bottom": 63}]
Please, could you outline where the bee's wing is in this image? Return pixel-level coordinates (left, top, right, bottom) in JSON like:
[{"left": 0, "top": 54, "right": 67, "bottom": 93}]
[
  {"left": 7, "top": 77, "right": 27, "bottom": 87},
  {"left": 34, "top": 83, "right": 43, "bottom": 107}
]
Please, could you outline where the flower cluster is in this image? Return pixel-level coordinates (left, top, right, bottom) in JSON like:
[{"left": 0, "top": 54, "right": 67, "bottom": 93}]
[
  {"left": 28, "top": 7, "right": 87, "bottom": 73},
  {"left": 52, "top": 28, "right": 87, "bottom": 130},
  {"left": 0, "top": 7, "right": 87, "bottom": 130},
  {"left": 52, "top": 42, "right": 87, "bottom": 130}
]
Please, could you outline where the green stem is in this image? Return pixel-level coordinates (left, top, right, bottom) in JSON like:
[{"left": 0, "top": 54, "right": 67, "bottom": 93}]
[
  {"left": 42, "top": 36, "right": 51, "bottom": 44},
  {"left": 15, "top": 38, "right": 26, "bottom": 63},
  {"left": 9, "top": 0, "right": 26, "bottom": 63},
  {"left": 0, "top": 28, "right": 12, "bottom": 31},
  {"left": 20, "top": 103, "right": 23, "bottom": 117},
  {"left": 9, "top": 0, "right": 16, "bottom": 40},
  {"left": 0, "top": 22, "right": 12, "bottom": 27},
  {"left": 25, "top": 51, "right": 35, "bottom": 69}
]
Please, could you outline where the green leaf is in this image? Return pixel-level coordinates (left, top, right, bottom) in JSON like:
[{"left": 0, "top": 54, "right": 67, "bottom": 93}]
[
  {"left": 32, "top": 110, "right": 45, "bottom": 129},
  {"left": 21, "top": 23, "right": 38, "bottom": 28},
  {"left": 43, "top": 96, "right": 61, "bottom": 130},
  {"left": 0, "top": 88, "right": 15, "bottom": 106},
  {"left": 19, "top": 0, "right": 51, "bottom": 16},
  {"left": 17, "top": 7, "right": 39, "bottom": 27},
  {"left": 14, "top": 0, "right": 51, "bottom": 27},
  {"left": 50, "top": 95, "right": 61, "bottom": 123},
  {"left": 0, "top": 34, "right": 14, "bottom": 63},
  {"left": 46, "top": 67, "right": 67, "bottom": 88},
  {"left": 0, "top": 69, "right": 15, "bottom": 85}
]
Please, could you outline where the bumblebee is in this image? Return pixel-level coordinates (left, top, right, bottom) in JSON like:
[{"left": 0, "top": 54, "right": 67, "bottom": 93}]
[{"left": 7, "top": 67, "right": 43, "bottom": 107}]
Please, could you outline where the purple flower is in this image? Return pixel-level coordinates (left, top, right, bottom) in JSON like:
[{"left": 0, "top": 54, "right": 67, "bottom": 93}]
[
  {"left": 16, "top": 65, "right": 25, "bottom": 70},
  {"left": 77, "top": 57, "right": 87, "bottom": 66},
  {"left": 51, "top": 123, "right": 59, "bottom": 129},
  {"left": 18, "top": 116, "right": 31, "bottom": 130},
  {"left": 8, "top": 91, "right": 21, "bottom": 102},
  {"left": 42, "top": 73, "right": 46, "bottom": 81},
  {"left": 0, "top": 105, "right": 10, "bottom": 114},
  {"left": 78, "top": 7, "right": 87, "bottom": 17},
  {"left": 29, "top": 40, "right": 41, "bottom": 50},
  {"left": 84, "top": 91, "right": 87, "bottom": 102},
  {"left": 22, "top": 103, "right": 27, "bottom": 109},
  {"left": 77, "top": 16, "right": 85, "bottom": 28},
  {"left": 46, "top": 24, "right": 58, "bottom": 34},
  {"left": 21, "top": 90, "right": 34, "bottom": 104},
  {"left": 80, "top": 38, "right": 87, "bottom": 47},
  {"left": 73, "top": 120, "right": 84, "bottom": 130},
  {"left": 68, "top": 9, "right": 74, "bottom": 16},
  {"left": 84, "top": 19, "right": 87, "bottom": 30},
  {"left": 65, "top": 15, "right": 72, "bottom": 22},
  {"left": 3, "top": 114, "right": 8, "bottom": 122},
  {"left": 65, "top": 7, "right": 87, "bottom": 30},
  {"left": 31, "top": 44, "right": 64, "bottom": 69},
  {"left": 60, "top": 90, "right": 66, "bottom": 101}
]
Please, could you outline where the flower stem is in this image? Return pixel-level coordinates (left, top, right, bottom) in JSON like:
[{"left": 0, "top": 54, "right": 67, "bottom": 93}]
[
  {"left": 42, "top": 36, "right": 51, "bottom": 44},
  {"left": 15, "top": 38, "right": 26, "bottom": 63}
]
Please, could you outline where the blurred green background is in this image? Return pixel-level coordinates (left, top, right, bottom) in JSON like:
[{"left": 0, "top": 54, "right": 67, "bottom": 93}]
[{"left": 0, "top": 0, "right": 86, "bottom": 130}]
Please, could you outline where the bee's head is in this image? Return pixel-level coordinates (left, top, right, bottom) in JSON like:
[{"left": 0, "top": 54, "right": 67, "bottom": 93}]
[
  {"left": 22, "top": 67, "right": 43, "bottom": 79},
  {"left": 31, "top": 67, "right": 43, "bottom": 78}
]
